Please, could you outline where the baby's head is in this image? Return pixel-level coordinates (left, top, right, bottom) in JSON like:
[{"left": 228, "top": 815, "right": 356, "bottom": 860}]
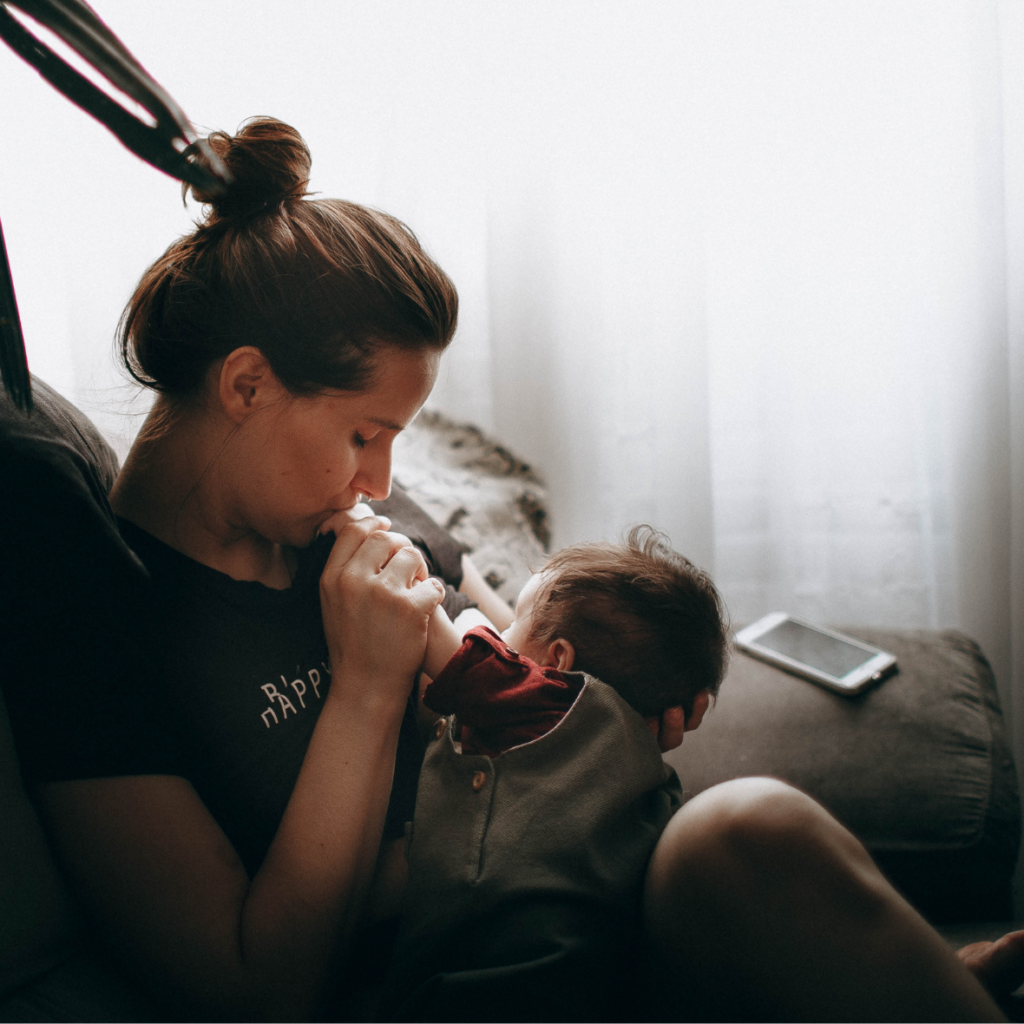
[{"left": 502, "top": 526, "right": 729, "bottom": 717}]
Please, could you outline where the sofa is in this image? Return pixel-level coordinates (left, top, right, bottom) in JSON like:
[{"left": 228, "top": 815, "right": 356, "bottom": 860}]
[{"left": 0, "top": 392, "right": 1020, "bottom": 1022}]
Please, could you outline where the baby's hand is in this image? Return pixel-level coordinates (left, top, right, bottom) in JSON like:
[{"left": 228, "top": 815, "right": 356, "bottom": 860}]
[{"left": 318, "top": 503, "right": 380, "bottom": 537}]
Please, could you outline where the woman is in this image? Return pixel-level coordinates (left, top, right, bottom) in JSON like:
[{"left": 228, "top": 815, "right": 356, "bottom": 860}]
[
  {"left": 19, "top": 117, "right": 1017, "bottom": 1022},
  {"left": 18, "top": 116, "right": 472, "bottom": 1021}
]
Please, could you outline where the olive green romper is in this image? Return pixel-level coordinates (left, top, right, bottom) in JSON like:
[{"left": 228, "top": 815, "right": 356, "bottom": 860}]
[{"left": 379, "top": 676, "right": 683, "bottom": 1023}]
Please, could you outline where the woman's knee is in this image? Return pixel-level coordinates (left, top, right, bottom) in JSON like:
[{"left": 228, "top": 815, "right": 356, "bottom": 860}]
[
  {"left": 645, "top": 777, "right": 882, "bottom": 926},
  {"left": 643, "top": 781, "right": 1001, "bottom": 1022},
  {"left": 650, "top": 777, "right": 827, "bottom": 874}
]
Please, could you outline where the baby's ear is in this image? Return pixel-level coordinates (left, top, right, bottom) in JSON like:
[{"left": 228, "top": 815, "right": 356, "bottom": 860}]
[{"left": 544, "top": 638, "right": 575, "bottom": 672}]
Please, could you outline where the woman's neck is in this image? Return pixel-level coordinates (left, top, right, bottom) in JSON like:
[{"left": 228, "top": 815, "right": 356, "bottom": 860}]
[{"left": 110, "top": 398, "right": 296, "bottom": 589}]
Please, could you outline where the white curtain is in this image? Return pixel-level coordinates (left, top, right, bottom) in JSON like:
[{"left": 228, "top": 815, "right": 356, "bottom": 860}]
[{"left": 2, "top": 1, "right": 1022, "bottom": 781}]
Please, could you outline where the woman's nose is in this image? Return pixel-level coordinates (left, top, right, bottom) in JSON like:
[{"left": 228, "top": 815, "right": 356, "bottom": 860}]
[{"left": 354, "top": 445, "right": 392, "bottom": 502}]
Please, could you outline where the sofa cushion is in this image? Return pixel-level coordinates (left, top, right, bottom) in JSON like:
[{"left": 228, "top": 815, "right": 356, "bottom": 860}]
[
  {"left": 664, "top": 628, "right": 1020, "bottom": 923},
  {"left": 0, "top": 378, "right": 161, "bottom": 1016},
  {"left": 0, "top": 378, "right": 115, "bottom": 1000}
]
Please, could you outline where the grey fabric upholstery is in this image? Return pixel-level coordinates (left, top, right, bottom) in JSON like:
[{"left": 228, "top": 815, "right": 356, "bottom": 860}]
[
  {"left": 0, "top": 690, "right": 79, "bottom": 1003},
  {"left": 0, "top": 947, "right": 158, "bottom": 1024},
  {"left": 665, "top": 628, "right": 1020, "bottom": 923},
  {"left": 0, "top": 380, "right": 162, "bottom": 1020}
]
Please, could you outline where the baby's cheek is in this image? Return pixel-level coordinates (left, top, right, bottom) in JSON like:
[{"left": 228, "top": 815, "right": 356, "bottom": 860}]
[
  {"left": 504, "top": 627, "right": 548, "bottom": 665},
  {"left": 499, "top": 621, "right": 523, "bottom": 651}
]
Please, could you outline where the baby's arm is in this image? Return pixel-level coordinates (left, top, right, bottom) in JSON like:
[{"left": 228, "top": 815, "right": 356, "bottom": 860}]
[
  {"left": 422, "top": 605, "right": 464, "bottom": 684},
  {"left": 450, "top": 605, "right": 496, "bottom": 635},
  {"left": 418, "top": 589, "right": 500, "bottom": 734},
  {"left": 458, "top": 555, "right": 514, "bottom": 630}
]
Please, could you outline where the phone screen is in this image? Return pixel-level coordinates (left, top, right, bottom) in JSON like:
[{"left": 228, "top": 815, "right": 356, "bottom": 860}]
[{"left": 754, "top": 619, "right": 875, "bottom": 678}]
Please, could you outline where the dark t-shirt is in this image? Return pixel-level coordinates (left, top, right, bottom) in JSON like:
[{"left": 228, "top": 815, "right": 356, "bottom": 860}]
[
  {"left": 116, "top": 511, "right": 471, "bottom": 875},
  {"left": 1, "top": 379, "right": 473, "bottom": 875}
]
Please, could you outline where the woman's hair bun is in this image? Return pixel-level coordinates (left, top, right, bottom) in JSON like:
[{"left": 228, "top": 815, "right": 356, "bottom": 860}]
[{"left": 190, "top": 116, "right": 311, "bottom": 220}]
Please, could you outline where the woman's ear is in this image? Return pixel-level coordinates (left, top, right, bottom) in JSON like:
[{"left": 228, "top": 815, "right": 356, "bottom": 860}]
[
  {"left": 217, "top": 346, "right": 282, "bottom": 424},
  {"left": 543, "top": 638, "right": 576, "bottom": 672}
]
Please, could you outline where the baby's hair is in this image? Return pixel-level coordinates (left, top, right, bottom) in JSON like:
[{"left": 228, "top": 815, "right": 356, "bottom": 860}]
[{"left": 527, "top": 525, "right": 729, "bottom": 717}]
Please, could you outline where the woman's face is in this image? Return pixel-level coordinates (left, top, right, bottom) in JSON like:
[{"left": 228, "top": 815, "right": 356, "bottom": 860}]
[{"left": 224, "top": 347, "right": 439, "bottom": 548}]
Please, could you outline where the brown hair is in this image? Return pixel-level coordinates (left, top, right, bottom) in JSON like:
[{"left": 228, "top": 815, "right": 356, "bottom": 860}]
[
  {"left": 119, "top": 117, "right": 458, "bottom": 397},
  {"left": 528, "top": 526, "right": 729, "bottom": 717}
]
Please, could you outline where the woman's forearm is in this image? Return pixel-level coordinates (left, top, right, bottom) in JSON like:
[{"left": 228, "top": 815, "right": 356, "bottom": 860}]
[
  {"left": 36, "top": 673, "right": 413, "bottom": 1024},
  {"left": 234, "top": 523, "right": 443, "bottom": 1015},
  {"left": 238, "top": 674, "right": 409, "bottom": 1019}
]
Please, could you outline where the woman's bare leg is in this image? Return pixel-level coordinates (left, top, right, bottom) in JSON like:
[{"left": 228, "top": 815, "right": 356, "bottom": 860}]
[{"left": 644, "top": 777, "right": 1004, "bottom": 1022}]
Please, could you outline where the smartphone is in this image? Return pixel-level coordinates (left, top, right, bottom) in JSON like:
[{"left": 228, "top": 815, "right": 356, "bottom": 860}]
[{"left": 733, "top": 612, "right": 897, "bottom": 696}]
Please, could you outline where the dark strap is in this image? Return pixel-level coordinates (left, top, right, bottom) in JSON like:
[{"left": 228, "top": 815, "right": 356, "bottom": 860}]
[
  {"left": 0, "top": 218, "right": 29, "bottom": 413},
  {"left": 0, "top": 0, "right": 231, "bottom": 412}
]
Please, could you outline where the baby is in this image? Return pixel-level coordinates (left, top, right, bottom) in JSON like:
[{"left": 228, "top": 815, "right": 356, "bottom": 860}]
[
  {"left": 421, "top": 524, "right": 727, "bottom": 754},
  {"left": 380, "top": 526, "right": 729, "bottom": 1023}
]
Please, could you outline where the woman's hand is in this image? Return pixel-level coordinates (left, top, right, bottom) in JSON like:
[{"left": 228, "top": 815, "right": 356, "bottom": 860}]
[
  {"left": 320, "top": 516, "right": 445, "bottom": 697},
  {"left": 645, "top": 691, "right": 712, "bottom": 752},
  {"left": 646, "top": 707, "right": 686, "bottom": 752}
]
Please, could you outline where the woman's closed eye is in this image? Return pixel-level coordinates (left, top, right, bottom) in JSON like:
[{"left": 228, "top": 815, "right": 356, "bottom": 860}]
[{"left": 353, "top": 425, "right": 385, "bottom": 450}]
